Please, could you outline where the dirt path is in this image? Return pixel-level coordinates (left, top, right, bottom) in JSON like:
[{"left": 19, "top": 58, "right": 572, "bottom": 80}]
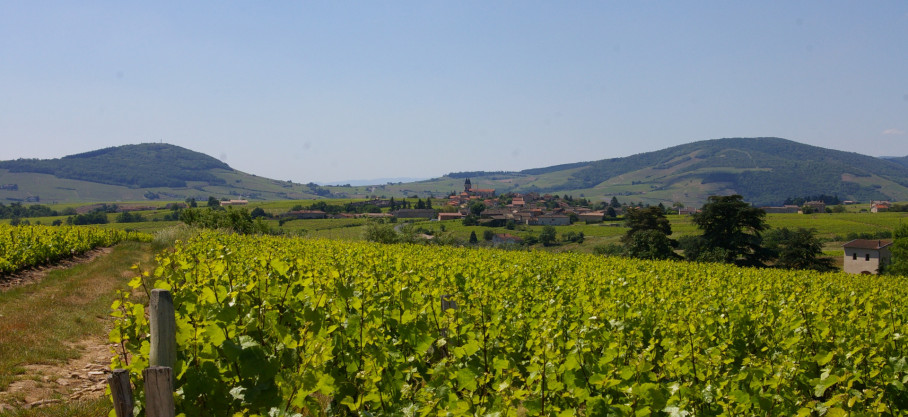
[
  {"left": 0, "top": 245, "right": 150, "bottom": 412},
  {"left": 0, "top": 338, "right": 114, "bottom": 411}
]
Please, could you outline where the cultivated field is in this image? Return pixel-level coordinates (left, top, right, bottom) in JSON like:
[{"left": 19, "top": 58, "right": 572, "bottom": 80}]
[{"left": 109, "top": 232, "right": 908, "bottom": 415}]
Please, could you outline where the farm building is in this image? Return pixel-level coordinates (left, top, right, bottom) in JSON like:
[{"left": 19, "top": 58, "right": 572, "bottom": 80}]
[
  {"left": 536, "top": 214, "right": 571, "bottom": 226},
  {"left": 804, "top": 201, "right": 826, "bottom": 213},
  {"left": 842, "top": 239, "right": 892, "bottom": 274},
  {"left": 578, "top": 211, "right": 606, "bottom": 222},
  {"left": 871, "top": 201, "right": 891, "bottom": 213},
  {"left": 761, "top": 205, "right": 800, "bottom": 214},
  {"left": 392, "top": 209, "right": 436, "bottom": 219},
  {"left": 437, "top": 212, "right": 464, "bottom": 221},
  {"left": 221, "top": 199, "right": 249, "bottom": 206}
]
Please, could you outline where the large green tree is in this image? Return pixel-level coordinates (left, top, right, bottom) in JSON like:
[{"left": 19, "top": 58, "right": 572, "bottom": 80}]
[
  {"left": 539, "top": 226, "right": 557, "bottom": 247},
  {"left": 763, "top": 227, "right": 834, "bottom": 271},
  {"left": 622, "top": 206, "right": 679, "bottom": 260},
  {"left": 624, "top": 206, "right": 671, "bottom": 237},
  {"left": 624, "top": 229, "right": 679, "bottom": 260},
  {"left": 692, "top": 195, "right": 771, "bottom": 267},
  {"left": 884, "top": 224, "right": 908, "bottom": 276}
]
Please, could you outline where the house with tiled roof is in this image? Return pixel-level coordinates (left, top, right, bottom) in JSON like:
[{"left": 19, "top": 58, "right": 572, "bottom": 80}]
[
  {"left": 537, "top": 214, "right": 571, "bottom": 226},
  {"left": 871, "top": 201, "right": 891, "bottom": 213},
  {"left": 843, "top": 239, "right": 892, "bottom": 274},
  {"left": 437, "top": 212, "right": 465, "bottom": 221},
  {"left": 220, "top": 199, "right": 249, "bottom": 206},
  {"left": 578, "top": 211, "right": 606, "bottom": 222}
]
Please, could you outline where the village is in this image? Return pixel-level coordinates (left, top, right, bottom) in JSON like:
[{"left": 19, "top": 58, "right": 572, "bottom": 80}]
[{"left": 278, "top": 178, "right": 620, "bottom": 225}]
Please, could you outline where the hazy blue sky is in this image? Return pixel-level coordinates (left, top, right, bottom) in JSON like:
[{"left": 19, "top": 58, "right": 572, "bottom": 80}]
[{"left": 2, "top": 2, "right": 906, "bottom": 184}]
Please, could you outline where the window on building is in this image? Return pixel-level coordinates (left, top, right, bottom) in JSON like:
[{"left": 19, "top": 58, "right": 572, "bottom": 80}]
[
  {"left": 866, "top": 254, "right": 871, "bottom": 261},
  {"left": 853, "top": 253, "right": 858, "bottom": 260}
]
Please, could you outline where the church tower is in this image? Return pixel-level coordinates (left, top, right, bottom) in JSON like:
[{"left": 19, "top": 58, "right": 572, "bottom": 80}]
[{"left": 464, "top": 178, "right": 472, "bottom": 192}]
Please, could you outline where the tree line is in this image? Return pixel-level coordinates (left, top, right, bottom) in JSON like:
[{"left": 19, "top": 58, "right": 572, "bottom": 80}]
[{"left": 616, "top": 195, "right": 835, "bottom": 272}]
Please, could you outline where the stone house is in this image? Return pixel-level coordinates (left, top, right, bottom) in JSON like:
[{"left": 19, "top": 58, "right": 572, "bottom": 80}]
[
  {"left": 871, "top": 201, "right": 891, "bottom": 213},
  {"left": 804, "top": 201, "right": 826, "bottom": 213},
  {"left": 437, "top": 212, "right": 464, "bottom": 221},
  {"left": 578, "top": 211, "right": 606, "bottom": 222},
  {"left": 536, "top": 214, "right": 571, "bottom": 226},
  {"left": 392, "top": 209, "right": 437, "bottom": 219},
  {"left": 842, "top": 239, "right": 892, "bottom": 274},
  {"left": 761, "top": 205, "right": 800, "bottom": 214}
]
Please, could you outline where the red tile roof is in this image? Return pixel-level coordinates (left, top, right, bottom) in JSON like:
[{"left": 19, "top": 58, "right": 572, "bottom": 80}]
[{"left": 843, "top": 239, "right": 893, "bottom": 250}]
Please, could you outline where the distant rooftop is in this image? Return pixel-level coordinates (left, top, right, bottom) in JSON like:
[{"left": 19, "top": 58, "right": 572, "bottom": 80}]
[{"left": 843, "top": 239, "right": 893, "bottom": 250}]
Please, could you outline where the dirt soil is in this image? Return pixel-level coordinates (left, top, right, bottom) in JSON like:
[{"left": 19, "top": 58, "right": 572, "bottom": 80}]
[
  {"left": 0, "top": 247, "right": 119, "bottom": 411},
  {"left": 0, "top": 338, "right": 115, "bottom": 411}
]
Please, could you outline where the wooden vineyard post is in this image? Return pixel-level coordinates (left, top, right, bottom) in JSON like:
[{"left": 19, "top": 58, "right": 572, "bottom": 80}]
[
  {"left": 143, "top": 366, "right": 175, "bottom": 417},
  {"left": 440, "top": 294, "right": 458, "bottom": 338},
  {"left": 440, "top": 294, "right": 458, "bottom": 312},
  {"left": 109, "top": 290, "right": 178, "bottom": 416},
  {"left": 107, "top": 369, "right": 134, "bottom": 417},
  {"left": 438, "top": 294, "right": 458, "bottom": 357},
  {"left": 149, "top": 289, "right": 176, "bottom": 370}
]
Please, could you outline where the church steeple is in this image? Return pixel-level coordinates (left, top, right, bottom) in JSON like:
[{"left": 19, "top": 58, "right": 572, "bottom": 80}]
[{"left": 464, "top": 178, "right": 472, "bottom": 192}]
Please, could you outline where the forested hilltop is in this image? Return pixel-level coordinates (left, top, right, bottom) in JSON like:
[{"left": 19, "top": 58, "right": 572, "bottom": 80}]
[
  {"left": 0, "top": 143, "right": 230, "bottom": 188},
  {"left": 0, "top": 144, "right": 332, "bottom": 203}
]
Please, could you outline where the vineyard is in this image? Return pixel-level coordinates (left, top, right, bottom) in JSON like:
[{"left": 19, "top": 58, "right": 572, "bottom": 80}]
[
  {"left": 112, "top": 232, "right": 908, "bottom": 416},
  {"left": 0, "top": 224, "right": 151, "bottom": 275}
]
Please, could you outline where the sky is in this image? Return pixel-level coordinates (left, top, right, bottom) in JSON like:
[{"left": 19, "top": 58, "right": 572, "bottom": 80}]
[{"left": 1, "top": 2, "right": 907, "bottom": 184}]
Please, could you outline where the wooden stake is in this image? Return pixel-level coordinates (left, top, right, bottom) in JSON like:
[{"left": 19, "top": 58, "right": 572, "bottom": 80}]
[
  {"left": 149, "top": 289, "right": 176, "bottom": 370},
  {"left": 143, "top": 366, "right": 175, "bottom": 417},
  {"left": 107, "top": 369, "right": 134, "bottom": 417}
]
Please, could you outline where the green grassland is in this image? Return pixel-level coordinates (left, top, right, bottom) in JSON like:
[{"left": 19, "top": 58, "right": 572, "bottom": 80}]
[{"left": 766, "top": 212, "right": 908, "bottom": 238}]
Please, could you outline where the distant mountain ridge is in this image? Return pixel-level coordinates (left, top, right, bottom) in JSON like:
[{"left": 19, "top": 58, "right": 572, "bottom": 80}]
[
  {"left": 551, "top": 137, "right": 908, "bottom": 204},
  {"left": 2, "top": 138, "right": 907, "bottom": 206},
  {"left": 414, "top": 137, "right": 908, "bottom": 206},
  {"left": 883, "top": 156, "right": 908, "bottom": 168}
]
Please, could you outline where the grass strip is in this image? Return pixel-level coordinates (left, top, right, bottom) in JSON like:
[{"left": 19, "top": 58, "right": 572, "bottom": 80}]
[{"left": 0, "top": 242, "right": 154, "bottom": 404}]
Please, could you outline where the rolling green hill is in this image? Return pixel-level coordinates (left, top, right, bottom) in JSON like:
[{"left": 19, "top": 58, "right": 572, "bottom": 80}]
[
  {"left": 0, "top": 144, "right": 230, "bottom": 188},
  {"left": 0, "top": 144, "right": 330, "bottom": 204},
  {"left": 331, "top": 138, "right": 908, "bottom": 207},
  {"left": 557, "top": 137, "right": 908, "bottom": 205}
]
